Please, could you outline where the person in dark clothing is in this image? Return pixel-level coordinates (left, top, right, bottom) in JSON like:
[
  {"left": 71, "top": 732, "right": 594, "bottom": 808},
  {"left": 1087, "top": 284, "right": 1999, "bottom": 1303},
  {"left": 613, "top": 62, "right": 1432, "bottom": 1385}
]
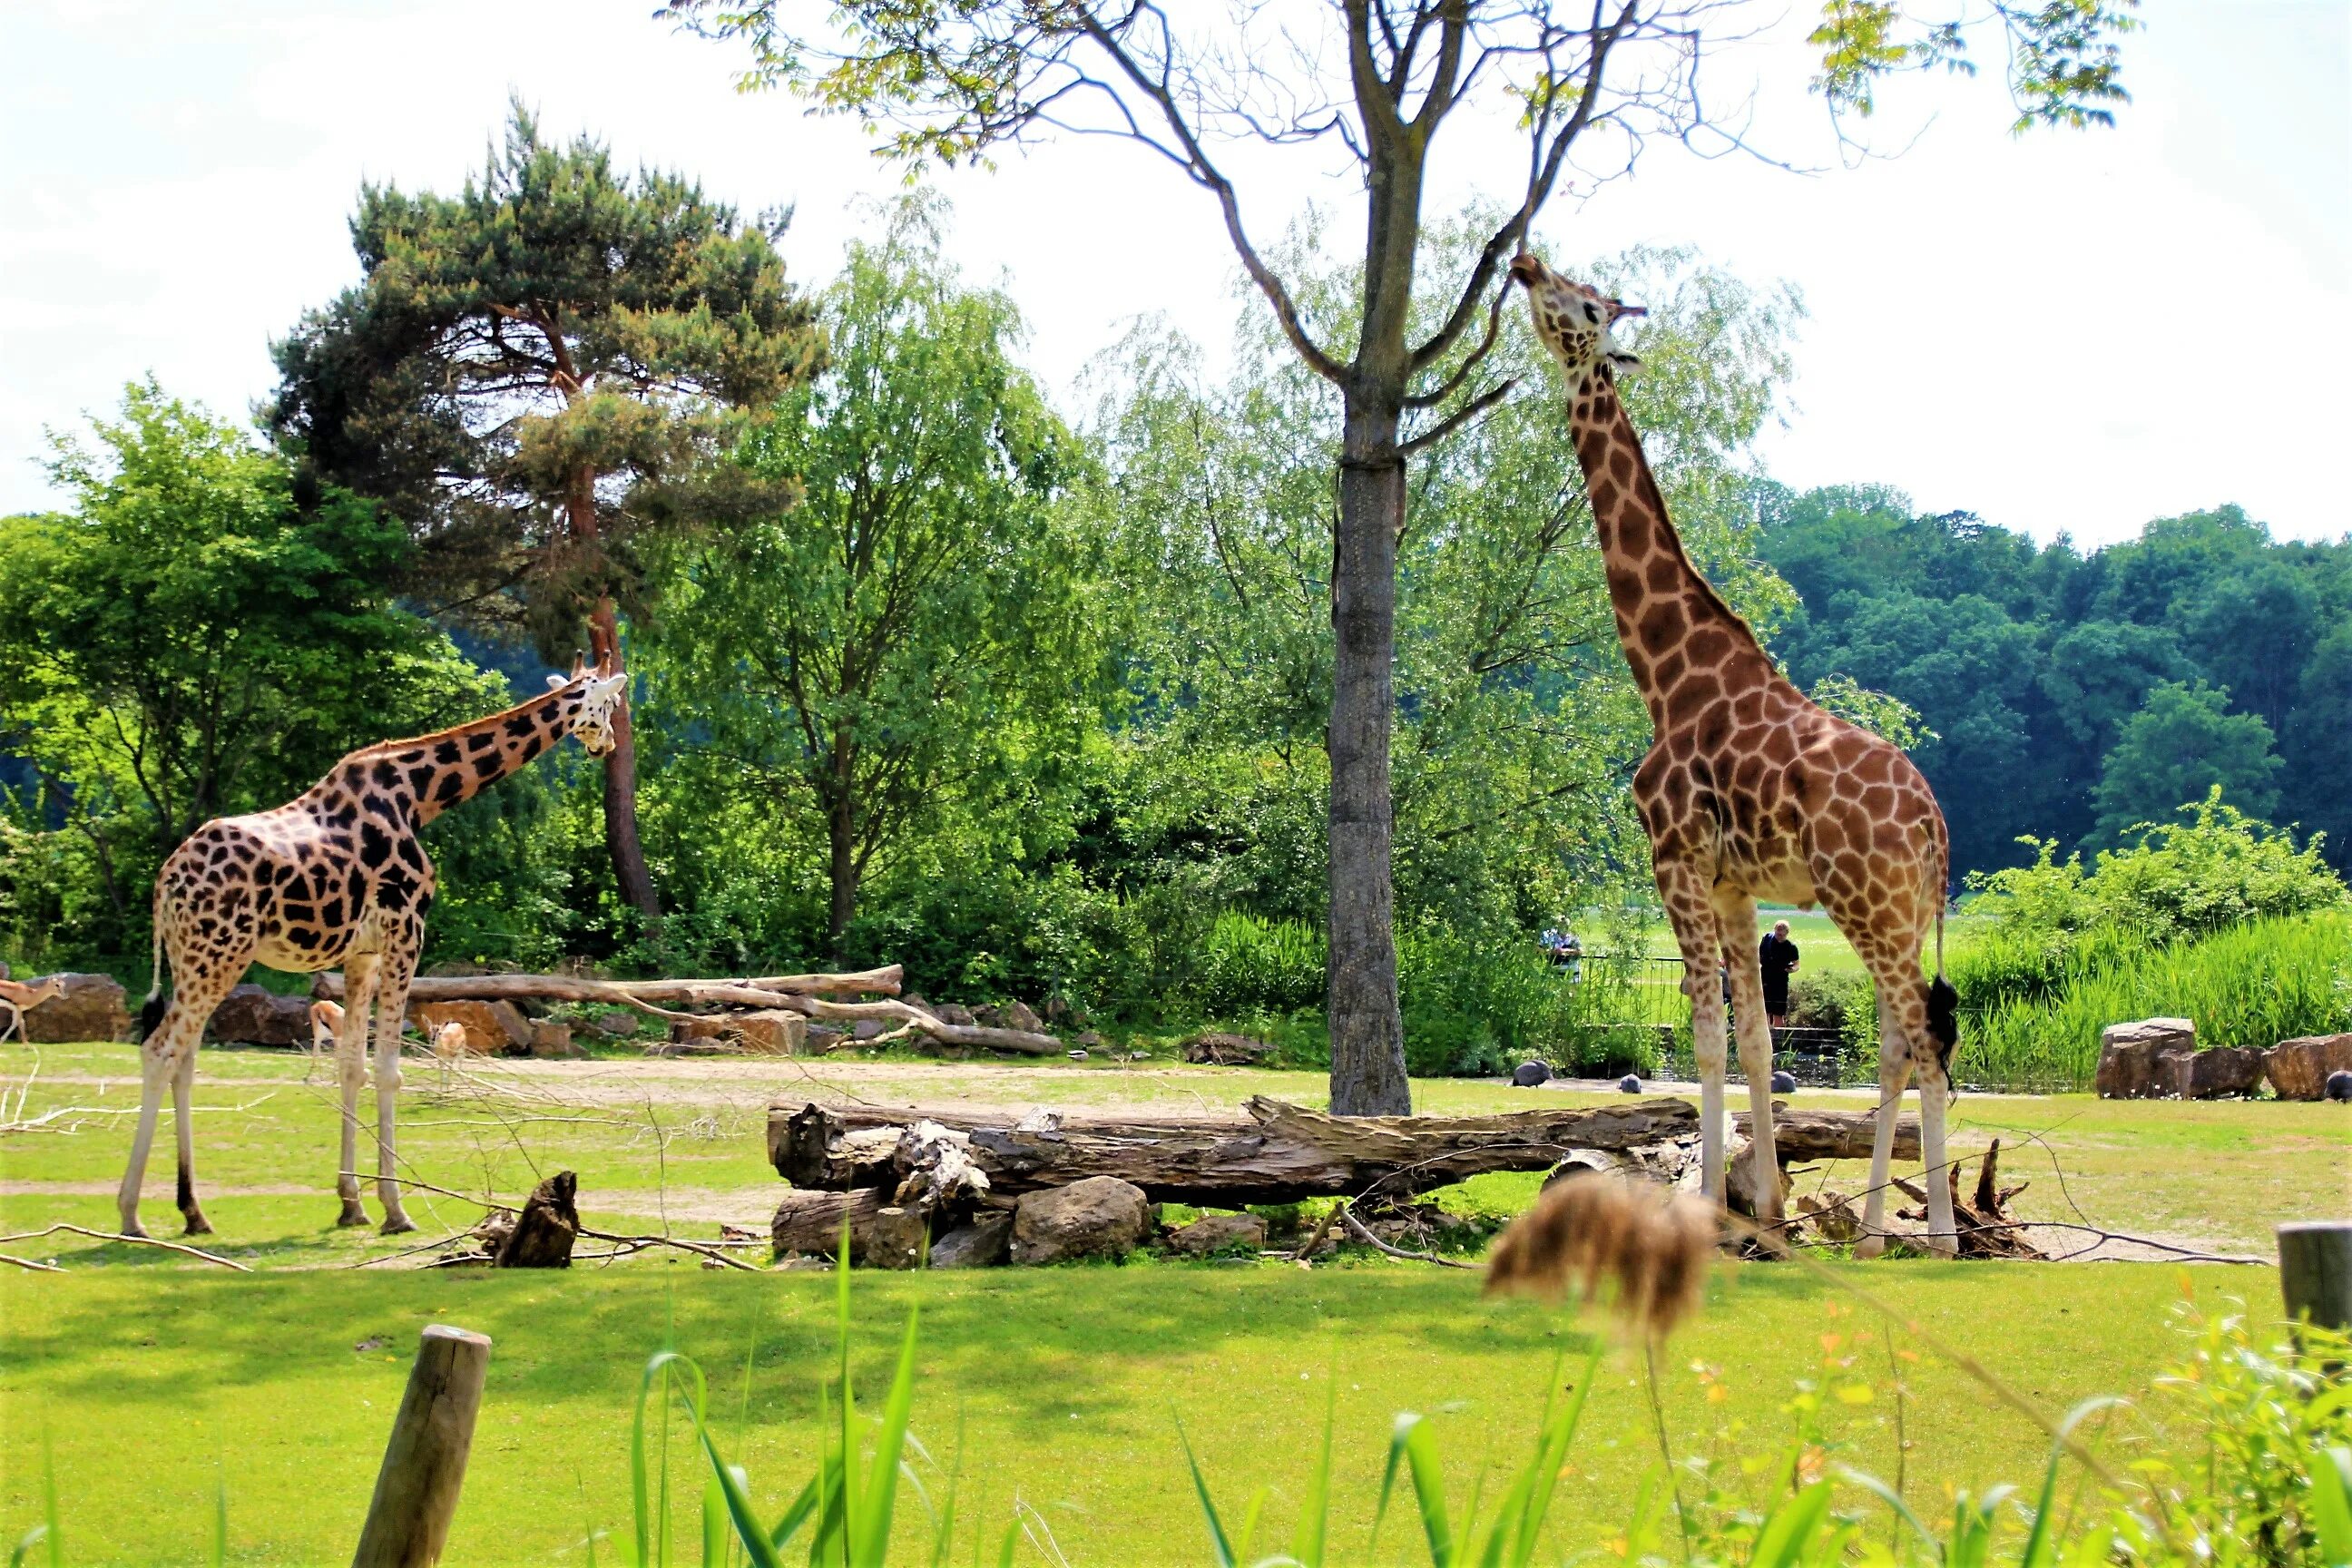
[{"left": 1758, "top": 919, "right": 1800, "bottom": 1028}]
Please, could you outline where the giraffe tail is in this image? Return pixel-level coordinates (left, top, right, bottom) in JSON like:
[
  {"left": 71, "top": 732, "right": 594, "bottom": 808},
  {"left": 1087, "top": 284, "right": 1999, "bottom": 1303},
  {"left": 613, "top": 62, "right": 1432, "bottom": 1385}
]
[
  {"left": 141, "top": 884, "right": 169, "bottom": 1040},
  {"left": 1921, "top": 823, "right": 1958, "bottom": 1061}
]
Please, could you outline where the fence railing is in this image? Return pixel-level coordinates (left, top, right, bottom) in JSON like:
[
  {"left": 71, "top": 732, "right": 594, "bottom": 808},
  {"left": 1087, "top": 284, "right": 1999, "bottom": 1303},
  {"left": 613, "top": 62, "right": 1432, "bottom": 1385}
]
[{"left": 1553, "top": 952, "right": 1859, "bottom": 1085}]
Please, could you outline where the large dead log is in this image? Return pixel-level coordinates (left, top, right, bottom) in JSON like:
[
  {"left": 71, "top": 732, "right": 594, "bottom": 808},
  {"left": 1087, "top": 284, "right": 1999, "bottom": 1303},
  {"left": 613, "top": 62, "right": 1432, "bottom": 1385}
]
[
  {"left": 767, "top": 1096, "right": 1912, "bottom": 1208},
  {"left": 771, "top": 1187, "right": 887, "bottom": 1253},
  {"left": 313, "top": 965, "right": 900, "bottom": 1008}
]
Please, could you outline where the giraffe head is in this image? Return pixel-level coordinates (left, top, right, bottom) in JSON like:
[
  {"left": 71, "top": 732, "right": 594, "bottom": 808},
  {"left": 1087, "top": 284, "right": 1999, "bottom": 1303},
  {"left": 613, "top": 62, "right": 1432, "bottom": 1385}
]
[
  {"left": 1510, "top": 251, "right": 1644, "bottom": 387},
  {"left": 548, "top": 658, "right": 629, "bottom": 757}
]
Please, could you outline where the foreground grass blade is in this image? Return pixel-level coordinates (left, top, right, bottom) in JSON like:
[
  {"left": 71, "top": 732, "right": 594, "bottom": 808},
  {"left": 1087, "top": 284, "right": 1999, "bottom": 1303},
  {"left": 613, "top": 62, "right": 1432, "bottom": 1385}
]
[
  {"left": 1177, "top": 1418, "right": 1240, "bottom": 1568},
  {"left": 1291, "top": 1376, "right": 1337, "bottom": 1568},
  {"left": 211, "top": 1475, "right": 227, "bottom": 1568},
  {"left": 1749, "top": 1478, "right": 1834, "bottom": 1568},
  {"left": 1375, "top": 1414, "right": 1454, "bottom": 1567},
  {"left": 2310, "top": 1445, "right": 2352, "bottom": 1567},
  {"left": 852, "top": 1308, "right": 925, "bottom": 1567},
  {"left": 2020, "top": 1397, "right": 2128, "bottom": 1568}
]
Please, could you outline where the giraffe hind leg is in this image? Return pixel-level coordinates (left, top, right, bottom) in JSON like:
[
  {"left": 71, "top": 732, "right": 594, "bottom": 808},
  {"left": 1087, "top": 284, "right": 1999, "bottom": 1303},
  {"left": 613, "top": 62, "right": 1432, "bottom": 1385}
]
[{"left": 172, "top": 1045, "right": 211, "bottom": 1235}]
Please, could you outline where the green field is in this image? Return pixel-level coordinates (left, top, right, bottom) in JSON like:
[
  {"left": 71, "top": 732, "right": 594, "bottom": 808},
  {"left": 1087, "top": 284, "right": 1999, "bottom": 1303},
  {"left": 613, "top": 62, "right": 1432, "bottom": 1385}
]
[{"left": 1, "top": 1041, "right": 2337, "bottom": 1564}]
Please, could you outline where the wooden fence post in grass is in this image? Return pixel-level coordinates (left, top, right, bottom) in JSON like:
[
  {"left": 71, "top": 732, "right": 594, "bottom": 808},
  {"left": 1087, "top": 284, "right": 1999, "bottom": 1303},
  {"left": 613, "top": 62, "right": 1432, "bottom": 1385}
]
[
  {"left": 352, "top": 1324, "right": 492, "bottom": 1568},
  {"left": 2278, "top": 1221, "right": 2352, "bottom": 1331}
]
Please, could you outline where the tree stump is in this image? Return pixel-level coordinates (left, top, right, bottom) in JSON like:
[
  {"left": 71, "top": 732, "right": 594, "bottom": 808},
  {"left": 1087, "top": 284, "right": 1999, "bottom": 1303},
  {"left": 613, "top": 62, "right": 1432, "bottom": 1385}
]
[{"left": 492, "top": 1171, "right": 580, "bottom": 1268}]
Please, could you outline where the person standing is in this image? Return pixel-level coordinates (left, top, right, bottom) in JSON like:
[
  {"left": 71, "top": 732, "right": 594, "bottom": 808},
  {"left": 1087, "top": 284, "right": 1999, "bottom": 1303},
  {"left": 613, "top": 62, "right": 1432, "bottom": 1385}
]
[{"left": 1759, "top": 918, "right": 1800, "bottom": 1030}]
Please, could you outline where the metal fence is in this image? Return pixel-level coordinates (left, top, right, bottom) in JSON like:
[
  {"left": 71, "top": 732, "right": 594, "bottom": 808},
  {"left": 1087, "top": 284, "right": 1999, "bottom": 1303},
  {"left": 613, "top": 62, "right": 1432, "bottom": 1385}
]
[{"left": 1560, "top": 951, "right": 1861, "bottom": 1086}]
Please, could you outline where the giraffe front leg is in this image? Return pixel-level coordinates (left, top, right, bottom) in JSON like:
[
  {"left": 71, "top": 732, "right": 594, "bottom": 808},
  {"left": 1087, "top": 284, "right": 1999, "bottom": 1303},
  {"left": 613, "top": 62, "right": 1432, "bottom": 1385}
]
[
  {"left": 373, "top": 954, "right": 417, "bottom": 1235},
  {"left": 336, "top": 958, "right": 380, "bottom": 1228},
  {"left": 172, "top": 1046, "right": 211, "bottom": 1235},
  {"left": 1916, "top": 1054, "right": 1959, "bottom": 1256}
]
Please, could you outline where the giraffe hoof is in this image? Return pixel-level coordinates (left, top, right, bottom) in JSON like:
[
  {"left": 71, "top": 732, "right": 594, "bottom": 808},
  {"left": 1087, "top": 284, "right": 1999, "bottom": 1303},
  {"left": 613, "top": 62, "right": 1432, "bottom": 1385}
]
[
  {"left": 1854, "top": 1235, "right": 1887, "bottom": 1260},
  {"left": 118, "top": 1219, "right": 150, "bottom": 1240},
  {"left": 379, "top": 1215, "right": 417, "bottom": 1238},
  {"left": 181, "top": 1214, "right": 214, "bottom": 1237},
  {"left": 336, "top": 1203, "right": 370, "bottom": 1229}
]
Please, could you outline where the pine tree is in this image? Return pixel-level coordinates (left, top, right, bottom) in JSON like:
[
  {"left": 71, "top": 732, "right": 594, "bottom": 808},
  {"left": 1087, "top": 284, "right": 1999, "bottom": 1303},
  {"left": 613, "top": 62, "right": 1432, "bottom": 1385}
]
[{"left": 271, "top": 101, "right": 820, "bottom": 920}]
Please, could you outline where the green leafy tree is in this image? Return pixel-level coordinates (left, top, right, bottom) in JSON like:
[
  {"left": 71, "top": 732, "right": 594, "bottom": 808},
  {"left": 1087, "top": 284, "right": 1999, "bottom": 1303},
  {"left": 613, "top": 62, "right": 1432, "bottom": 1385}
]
[
  {"left": 0, "top": 382, "right": 501, "bottom": 949},
  {"left": 2090, "top": 681, "right": 2281, "bottom": 846},
  {"left": 1090, "top": 234, "right": 1798, "bottom": 946},
  {"left": 666, "top": 0, "right": 2138, "bottom": 1114},
  {"left": 641, "top": 201, "right": 1104, "bottom": 954},
  {"left": 270, "top": 101, "right": 821, "bottom": 922},
  {"left": 2038, "top": 619, "right": 2187, "bottom": 757}
]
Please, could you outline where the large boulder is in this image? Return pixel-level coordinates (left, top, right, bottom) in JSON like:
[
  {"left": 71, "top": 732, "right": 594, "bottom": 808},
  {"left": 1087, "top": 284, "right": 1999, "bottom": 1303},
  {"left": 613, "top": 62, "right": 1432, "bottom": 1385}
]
[
  {"left": 1010, "top": 1177, "right": 1152, "bottom": 1265},
  {"left": 725, "top": 1011, "right": 806, "bottom": 1055},
  {"left": 207, "top": 984, "right": 311, "bottom": 1046},
  {"left": 1162, "top": 1212, "right": 1267, "bottom": 1257},
  {"left": 408, "top": 1000, "right": 531, "bottom": 1055},
  {"left": 2095, "top": 1018, "right": 2196, "bottom": 1098},
  {"left": 1181, "top": 1032, "right": 1270, "bottom": 1066},
  {"left": 2265, "top": 1034, "right": 2352, "bottom": 1102},
  {"left": 929, "top": 1211, "right": 1014, "bottom": 1269},
  {"left": 2160, "top": 1044, "right": 2264, "bottom": 1100},
  {"left": 859, "top": 1206, "right": 933, "bottom": 1270},
  {"left": 23, "top": 973, "right": 132, "bottom": 1044}
]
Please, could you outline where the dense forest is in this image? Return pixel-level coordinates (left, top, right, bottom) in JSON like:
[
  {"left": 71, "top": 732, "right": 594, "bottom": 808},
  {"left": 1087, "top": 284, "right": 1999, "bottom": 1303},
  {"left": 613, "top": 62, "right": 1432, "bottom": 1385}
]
[{"left": 0, "top": 129, "right": 2340, "bottom": 1032}]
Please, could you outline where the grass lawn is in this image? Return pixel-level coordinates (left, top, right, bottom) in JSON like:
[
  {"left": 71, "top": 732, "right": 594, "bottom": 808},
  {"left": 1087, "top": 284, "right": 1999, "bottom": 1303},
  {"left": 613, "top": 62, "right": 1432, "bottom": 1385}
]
[{"left": 1, "top": 1040, "right": 2335, "bottom": 1563}]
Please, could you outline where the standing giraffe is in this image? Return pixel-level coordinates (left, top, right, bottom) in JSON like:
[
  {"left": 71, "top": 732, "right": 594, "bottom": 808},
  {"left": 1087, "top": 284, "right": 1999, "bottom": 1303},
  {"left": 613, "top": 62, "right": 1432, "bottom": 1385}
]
[
  {"left": 118, "top": 662, "right": 629, "bottom": 1239},
  {"left": 1510, "top": 252, "right": 1960, "bottom": 1253}
]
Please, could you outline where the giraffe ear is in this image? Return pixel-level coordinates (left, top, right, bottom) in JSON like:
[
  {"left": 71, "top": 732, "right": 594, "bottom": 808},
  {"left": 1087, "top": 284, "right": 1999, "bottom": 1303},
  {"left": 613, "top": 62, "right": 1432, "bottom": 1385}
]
[
  {"left": 544, "top": 672, "right": 567, "bottom": 691},
  {"left": 1607, "top": 349, "right": 1642, "bottom": 374}
]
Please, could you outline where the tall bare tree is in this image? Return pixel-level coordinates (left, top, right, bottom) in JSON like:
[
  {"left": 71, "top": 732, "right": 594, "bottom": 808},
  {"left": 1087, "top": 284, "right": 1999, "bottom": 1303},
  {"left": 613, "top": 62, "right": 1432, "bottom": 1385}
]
[{"left": 663, "top": 1, "right": 2135, "bottom": 1112}]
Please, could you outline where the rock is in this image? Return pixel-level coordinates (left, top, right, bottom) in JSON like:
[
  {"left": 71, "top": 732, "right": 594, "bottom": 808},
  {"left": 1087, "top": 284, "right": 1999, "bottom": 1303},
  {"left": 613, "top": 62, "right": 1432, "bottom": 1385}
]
[
  {"left": 206, "top": 984, "right": 311, "bottom": 1046},
  {"left": 2162, "top": 1044, "right": 2262, "bottom": 1100},
  {"left": 589, "top": 1009, "right": 639, "bottom": 1037},
  {"left": 1002, "top": 999, "right": 1045, "bottom": 1033},
  {"left": 935, "top": 1003, "right": 976, "bottom": 1028},
  {"left": 859, "top": 1205, "right": 933, "bottom": 1270},
  {"left": 2265, "top": 1034, "right": 2352, "bottom": 1102},
  {"left": 1076, "top": 1030, "right": 1105, "bottom": 1049},
  {"left": 1618, "top": 1074, "right": 1642, "bottom": 1093},
  {"left": 929, "top": 1211, "right": 1014, "bottom": 1269},
  {"left": 2328, "top": 1071, "right": 2352, "bottom": 1103},
  {"left": 1162, "top": 1212, "right": 1267, "bottom": 1257},
  {"left": 727, "top": 1010, "right": 807, "bottom": 1056},
  {"left": 23, "top": 973, "right": 132, "bottom": 1044},
  {"left": 410, "top": 1000, "right": 532, "bottom": 1055},
  {"left": 669, "top": 1014, "right": 730, "bottom": 1043},
  {"left": 1512, "top": 1060, "right": 1551, "bottom": 1088},
  {"left": 527, "top": 1021, "right": 582, "bottom": 1060},
  {"left": 851, "top": 1019, "right": 885, "bottom": 1042},
  {"left": 1181, "top": 1032, "right": 1270, "bottom": 1066},
  {"left": 2096, "top": 1018, "right": 2197, "bottom": 1098},
  {"left": 1010, "top": 1176, "right": 1151, "bottom": 1265},
  {"left": 1769, "top": 1070, "right": 1798, "bottom": 1094},
  {"left": 806, "top": 1024, "right": 845, "bottom": 1052}
]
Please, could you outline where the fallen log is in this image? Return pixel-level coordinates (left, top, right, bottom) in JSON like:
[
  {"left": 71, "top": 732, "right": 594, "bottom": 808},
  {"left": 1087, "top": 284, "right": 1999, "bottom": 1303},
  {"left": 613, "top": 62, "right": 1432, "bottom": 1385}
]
[
  {"left": 772, "top": 1187, "right": 887, "bottom": 1254},
  {"left": 768, "top": 1096, "right": 1920, "bottom": 1209},
  {"left": 313, "top": 965, "right": 901, "bottom": 1008}
]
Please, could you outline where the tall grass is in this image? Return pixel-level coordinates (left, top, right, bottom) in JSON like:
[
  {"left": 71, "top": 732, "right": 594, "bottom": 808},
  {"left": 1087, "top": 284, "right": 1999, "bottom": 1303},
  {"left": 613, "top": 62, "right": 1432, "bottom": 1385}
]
[{"left": 1957, "top": 912, "right": 2352, "bottom": 1091}]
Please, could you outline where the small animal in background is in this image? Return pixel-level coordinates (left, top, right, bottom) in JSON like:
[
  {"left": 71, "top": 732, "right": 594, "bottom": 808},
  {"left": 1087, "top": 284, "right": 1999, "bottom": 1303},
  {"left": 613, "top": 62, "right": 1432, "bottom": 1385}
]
[
  {"left": 430, "top": 1021, "right": 470, "bottom": 1062},
  {"left": 0, "top": 975, "right": 66, "bottom": 1043},
  {"left": 305, "top": 999, "right": 345, "bottom": 1083}
]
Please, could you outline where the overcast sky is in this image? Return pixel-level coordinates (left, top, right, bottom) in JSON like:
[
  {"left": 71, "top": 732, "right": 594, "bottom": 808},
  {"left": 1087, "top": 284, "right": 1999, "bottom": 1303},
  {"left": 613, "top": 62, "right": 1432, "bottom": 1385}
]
[{"left": 4, "top": 0, "right": 2345, "bottom": 548}]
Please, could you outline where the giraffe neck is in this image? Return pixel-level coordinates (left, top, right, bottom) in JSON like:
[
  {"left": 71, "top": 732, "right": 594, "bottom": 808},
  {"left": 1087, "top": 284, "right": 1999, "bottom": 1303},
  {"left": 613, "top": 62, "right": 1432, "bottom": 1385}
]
[
  {"left": 1564, "top": 368, "right": 1777, "bottom": 730},
  {"left": 333, "top": 679, "right": 589, "bottom": 827}
]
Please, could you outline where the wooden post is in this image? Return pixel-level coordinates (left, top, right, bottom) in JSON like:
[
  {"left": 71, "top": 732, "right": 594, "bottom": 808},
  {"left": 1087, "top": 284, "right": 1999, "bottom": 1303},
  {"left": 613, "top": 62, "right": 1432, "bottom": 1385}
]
[
  {"left": 2278, "top": 1221, "right": 2352, "bottom": 1330},
  {"left": 352, "top": 1324, "right": 492, "bottom": 1568}
]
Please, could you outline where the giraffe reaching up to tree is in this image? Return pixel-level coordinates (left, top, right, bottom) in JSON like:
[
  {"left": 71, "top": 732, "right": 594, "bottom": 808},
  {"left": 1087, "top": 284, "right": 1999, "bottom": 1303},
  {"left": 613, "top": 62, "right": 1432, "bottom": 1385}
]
[
  {"left": 1511, "top": 251, "right": 1961, "bottom": 1254},
  {"left": 118, "top": 661, "right": 630, "bottom": 1239}
]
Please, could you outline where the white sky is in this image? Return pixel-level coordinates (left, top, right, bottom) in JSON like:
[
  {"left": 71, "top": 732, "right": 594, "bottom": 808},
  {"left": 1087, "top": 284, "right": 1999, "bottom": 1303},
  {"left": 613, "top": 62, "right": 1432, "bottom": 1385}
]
[{"left": 3, "top": 0, "right": 2346, "bottom": 548}]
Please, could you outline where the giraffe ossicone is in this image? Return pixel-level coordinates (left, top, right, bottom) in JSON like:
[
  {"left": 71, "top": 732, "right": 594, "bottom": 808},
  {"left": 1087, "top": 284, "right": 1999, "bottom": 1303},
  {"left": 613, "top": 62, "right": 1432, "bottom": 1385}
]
[
  {"left": 1514, "top": 250, "right": 1963, "bottom": 1257},
  {"left": 116, "top": 662, "right": 630, "bottom": 1240}
]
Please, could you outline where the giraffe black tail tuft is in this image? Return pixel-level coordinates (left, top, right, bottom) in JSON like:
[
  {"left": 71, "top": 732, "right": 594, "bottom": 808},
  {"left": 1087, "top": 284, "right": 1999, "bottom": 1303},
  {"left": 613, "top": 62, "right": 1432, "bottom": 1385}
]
[{"left": 1926, "top": 975, "right": 1959, "bottom": 1072}]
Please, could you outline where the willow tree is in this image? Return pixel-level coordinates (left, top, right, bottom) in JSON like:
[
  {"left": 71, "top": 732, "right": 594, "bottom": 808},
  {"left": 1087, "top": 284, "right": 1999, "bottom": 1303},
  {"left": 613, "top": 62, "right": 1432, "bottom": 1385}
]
[
  {"left": 270, "top": 103, "right": 821, "bottom": 920},
  {"left": 667, "top": 1, "right": 2136, "bottom": 1112}
]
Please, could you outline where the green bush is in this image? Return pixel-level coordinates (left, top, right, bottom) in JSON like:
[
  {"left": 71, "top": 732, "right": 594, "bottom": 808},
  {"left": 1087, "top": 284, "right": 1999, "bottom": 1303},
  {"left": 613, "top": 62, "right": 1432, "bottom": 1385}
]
[{"left": 1960, "top": 912, "right": 2352, "bottom": 1090}]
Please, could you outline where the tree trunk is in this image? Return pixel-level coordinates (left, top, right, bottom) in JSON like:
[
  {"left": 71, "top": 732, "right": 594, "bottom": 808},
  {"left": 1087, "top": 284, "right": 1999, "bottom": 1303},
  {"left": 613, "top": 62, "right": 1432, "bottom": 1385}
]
[
  {"left": 827, "top": 733, "right": 857, "bottom": 955},
  {"left": 1326, "top": 387, "right": 1411, "bottom": 1116},
  {"left": 588, "top": 596, "right": 661, "bottom": 924}
]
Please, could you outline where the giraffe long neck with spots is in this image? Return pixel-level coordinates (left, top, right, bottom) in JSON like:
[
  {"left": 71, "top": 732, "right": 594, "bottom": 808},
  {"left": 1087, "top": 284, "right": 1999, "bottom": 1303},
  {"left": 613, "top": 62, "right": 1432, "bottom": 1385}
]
[
  {"left": 1563, "top": 368, "right": 1780, "bottom": 731},
  {"left": 330, "top": 679, "right": 593, "bottom": 828}
]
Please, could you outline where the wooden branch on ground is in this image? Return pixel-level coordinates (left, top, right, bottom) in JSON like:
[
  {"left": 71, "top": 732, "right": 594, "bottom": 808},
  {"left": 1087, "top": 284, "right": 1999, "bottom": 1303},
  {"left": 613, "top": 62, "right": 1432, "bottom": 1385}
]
[
  {"left": 769, "top": 1096, "right": 1911, "bottom": 1209},
  {"left": 771, "top": 1187, "right": 887, "bottom": 1254},
  {"left": 0, "top": 1222, "right": 251, "bottom": 1271}
]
